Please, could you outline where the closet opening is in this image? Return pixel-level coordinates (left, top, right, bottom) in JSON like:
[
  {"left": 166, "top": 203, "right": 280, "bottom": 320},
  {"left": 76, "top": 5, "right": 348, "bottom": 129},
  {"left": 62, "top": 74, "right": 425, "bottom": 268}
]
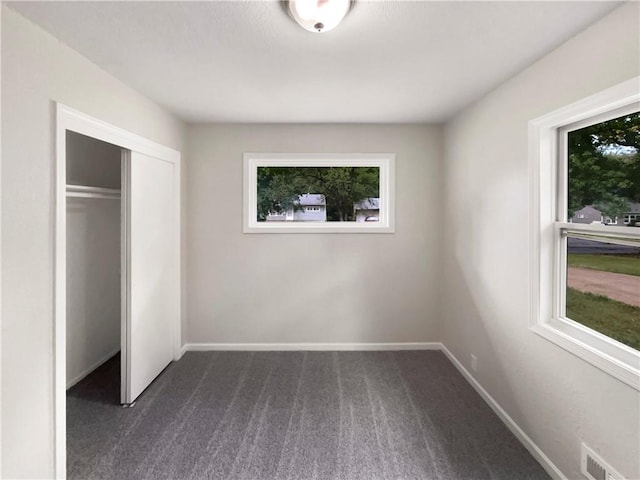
[
  {"left": 65, "top": 130, "right": 124, "bottom": 408},
  {"left": 55, "top": 103, "right": 182, "bottom": 479}
]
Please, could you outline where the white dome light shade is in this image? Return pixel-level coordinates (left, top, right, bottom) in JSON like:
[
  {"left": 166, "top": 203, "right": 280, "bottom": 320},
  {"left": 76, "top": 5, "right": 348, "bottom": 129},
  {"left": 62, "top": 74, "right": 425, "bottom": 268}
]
[{"left": 288, "top": 0, "right": 351, "bottom": 33}]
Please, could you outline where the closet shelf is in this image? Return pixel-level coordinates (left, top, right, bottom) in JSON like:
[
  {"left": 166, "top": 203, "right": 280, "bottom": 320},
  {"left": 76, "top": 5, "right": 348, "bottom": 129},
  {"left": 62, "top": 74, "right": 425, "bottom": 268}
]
[{"left": 66, "top": 184, "right": 121, "bottom": 200}]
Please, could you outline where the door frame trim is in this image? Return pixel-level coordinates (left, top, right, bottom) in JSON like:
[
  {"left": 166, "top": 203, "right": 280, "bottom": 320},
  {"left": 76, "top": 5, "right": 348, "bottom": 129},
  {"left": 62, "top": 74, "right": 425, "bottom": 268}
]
[{"left": 54, "top": 103, "right": 182, "bottom": 479}]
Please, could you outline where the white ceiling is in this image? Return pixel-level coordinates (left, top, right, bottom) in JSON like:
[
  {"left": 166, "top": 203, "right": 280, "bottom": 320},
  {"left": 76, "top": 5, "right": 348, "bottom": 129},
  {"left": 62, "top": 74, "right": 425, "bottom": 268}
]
[{"left": 9, "top": 1, "right": 622, "bottom": 123}]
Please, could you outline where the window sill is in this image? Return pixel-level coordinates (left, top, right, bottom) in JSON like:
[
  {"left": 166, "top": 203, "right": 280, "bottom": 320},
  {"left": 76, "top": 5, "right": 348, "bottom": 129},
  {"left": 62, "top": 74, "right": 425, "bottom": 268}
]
[
  {"left": 244, "top": 222, "right": 395, "bottom": 234},
  {"left": 531, "top": 320, "right": 640, "bottom": 391}
]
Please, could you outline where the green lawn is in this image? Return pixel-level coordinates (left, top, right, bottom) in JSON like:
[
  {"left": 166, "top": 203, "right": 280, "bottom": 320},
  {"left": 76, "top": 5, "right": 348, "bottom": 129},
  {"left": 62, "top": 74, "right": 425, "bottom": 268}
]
[
  {"left": 566, "top": 288, "right": 640, "bottom": 351},
  {"left": 567, "top": 254, "right": 640, "bottom": 276}
]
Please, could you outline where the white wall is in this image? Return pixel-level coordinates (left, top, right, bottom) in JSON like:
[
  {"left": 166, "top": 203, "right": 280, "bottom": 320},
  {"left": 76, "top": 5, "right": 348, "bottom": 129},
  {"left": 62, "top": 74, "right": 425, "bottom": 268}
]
[
  {"left": 187, "top": 124, "right": 442, "bottom": 345},
  {"left": 66, "top": 199, "right": 120, "bottom": 387},
  {"left": 1, "top": 7, "right": 186, "bottom": 478},
  {"left": 66, "top": 132, "right": 121, "bottom": 388},
  {"left": 442, "top": 3, "right": 640, "bottom": 479}
]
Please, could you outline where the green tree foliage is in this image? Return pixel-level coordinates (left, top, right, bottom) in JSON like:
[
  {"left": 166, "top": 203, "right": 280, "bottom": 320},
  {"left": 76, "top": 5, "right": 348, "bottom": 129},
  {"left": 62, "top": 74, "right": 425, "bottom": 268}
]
[
  {"left": 256, "top": 167, "right": 379, "bottom": 222},
  {"left": 568, "top": 112, "right": 639, "bottom": 219},
  {"left": 596, "top": 194, "right": 632, "bottom": 222}
]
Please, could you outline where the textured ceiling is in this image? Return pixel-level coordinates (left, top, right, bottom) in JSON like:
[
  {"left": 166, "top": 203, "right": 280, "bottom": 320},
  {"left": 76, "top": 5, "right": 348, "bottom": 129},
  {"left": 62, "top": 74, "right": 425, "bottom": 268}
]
[{"left": 9, "top": 1, "right": 622, "bottom": 123}]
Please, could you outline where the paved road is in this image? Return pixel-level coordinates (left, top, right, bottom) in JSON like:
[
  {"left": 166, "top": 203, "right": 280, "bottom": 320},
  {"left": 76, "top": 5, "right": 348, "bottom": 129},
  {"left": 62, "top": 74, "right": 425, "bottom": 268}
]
[
  {"left": 568, "top": 237, "right": 640, "bottom": 255},
  {"left": 567, "top": 267, "right": 640, "bottom": 307}
]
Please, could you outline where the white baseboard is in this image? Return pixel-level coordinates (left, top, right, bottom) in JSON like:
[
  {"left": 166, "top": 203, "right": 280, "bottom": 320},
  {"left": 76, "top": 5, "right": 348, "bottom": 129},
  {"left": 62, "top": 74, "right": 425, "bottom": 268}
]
[
  {"left": 66, "top": 348, "right": 120, "bottom": 389},
  {"left": 439, "top": 344, "right": 566, "bottom": 480},
  {"left": 183, "top": 342, "right": 441, "bottom": 352}
]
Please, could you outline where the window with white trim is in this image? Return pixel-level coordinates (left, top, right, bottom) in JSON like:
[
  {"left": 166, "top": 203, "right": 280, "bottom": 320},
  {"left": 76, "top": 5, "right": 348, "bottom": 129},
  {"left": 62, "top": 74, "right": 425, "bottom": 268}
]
[
  {"left": 530, "top": 77, "right": 640, "bottom": 390},
  {"left": 243, "top": 153, "right": 395, "bottom": 234}
]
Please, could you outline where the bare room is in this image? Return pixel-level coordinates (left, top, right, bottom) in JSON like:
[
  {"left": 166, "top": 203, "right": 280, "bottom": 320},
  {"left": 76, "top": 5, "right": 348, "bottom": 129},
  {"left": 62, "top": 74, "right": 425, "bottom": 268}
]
[{"left": 1, "top": 1, "right": 639, "bottom": 479}]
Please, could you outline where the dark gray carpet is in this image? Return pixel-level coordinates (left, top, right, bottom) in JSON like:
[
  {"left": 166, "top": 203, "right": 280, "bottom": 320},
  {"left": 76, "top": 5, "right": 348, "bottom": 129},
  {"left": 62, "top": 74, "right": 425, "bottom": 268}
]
[{"left": 67, "top": 351, "right": 550, "bottom": 480}]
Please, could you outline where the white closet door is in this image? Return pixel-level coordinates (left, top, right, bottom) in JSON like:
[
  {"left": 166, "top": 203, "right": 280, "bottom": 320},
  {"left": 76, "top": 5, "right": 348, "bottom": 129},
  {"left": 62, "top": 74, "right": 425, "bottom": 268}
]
[{"left": 122, "top": 151, "right": 178, "bottom": 404}]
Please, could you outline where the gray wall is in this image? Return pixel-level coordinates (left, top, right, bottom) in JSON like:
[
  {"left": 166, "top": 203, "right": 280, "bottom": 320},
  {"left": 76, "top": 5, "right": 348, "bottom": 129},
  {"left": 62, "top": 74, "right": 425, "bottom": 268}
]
[
  {"left": 441, "top": 3, "right": 640, "bottom": 479},
  {"left": 66, "top": 131, "right": 121, "bottom": 189},
  {"left": 1, "top": 7, "right": 186, "bottom": 478},
  {"left": 187, "top": 124, "right": 442, "bottom": 345},
  {"left": 66, "top": 132, "right": 121, "bottom": 388}
]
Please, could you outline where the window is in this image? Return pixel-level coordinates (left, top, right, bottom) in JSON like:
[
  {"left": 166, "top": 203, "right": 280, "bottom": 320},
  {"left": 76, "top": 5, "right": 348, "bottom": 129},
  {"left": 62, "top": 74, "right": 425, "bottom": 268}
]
[
  {"left": 563, "top": 111, "right": 640, "bottom": 352},
  {"left": 243, "top": 153, "right": 395, "bottom": 233},
  {"left": 624, "top": 214, "right": 640, "bottom": 225},
  {"left": 530, "top": 77, "right": 640, "bottom": 389}
]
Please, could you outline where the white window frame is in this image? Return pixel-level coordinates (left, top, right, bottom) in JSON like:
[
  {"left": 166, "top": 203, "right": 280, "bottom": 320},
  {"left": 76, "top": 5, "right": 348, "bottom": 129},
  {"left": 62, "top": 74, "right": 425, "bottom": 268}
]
[
  {"left": 243, "top": 153, "right": 395, "bottom": 233},
  {"left": 529, "top": 77, "right": 640, "bottom": 391}
]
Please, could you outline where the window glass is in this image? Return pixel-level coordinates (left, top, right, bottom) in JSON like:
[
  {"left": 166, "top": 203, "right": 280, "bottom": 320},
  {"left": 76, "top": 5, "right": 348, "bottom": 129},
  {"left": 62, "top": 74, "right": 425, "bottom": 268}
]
[
  {"left": 565, "top": 111, "right": 640, "bottom": 351},
  {"left": 257, "top": 166, "right": 379, "bottom": 222},
  {"left": 567, "top": 112, "right": 640, "bottom": 225},
  {"left": 565, "top": 235, "right": 640, "bottom": 351}
]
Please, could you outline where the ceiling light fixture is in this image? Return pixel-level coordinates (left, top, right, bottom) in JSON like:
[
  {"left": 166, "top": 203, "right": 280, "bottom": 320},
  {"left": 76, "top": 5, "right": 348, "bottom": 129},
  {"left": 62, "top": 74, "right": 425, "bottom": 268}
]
[{"left": 288, "top": 0, "right": 351, "bottom": 33}]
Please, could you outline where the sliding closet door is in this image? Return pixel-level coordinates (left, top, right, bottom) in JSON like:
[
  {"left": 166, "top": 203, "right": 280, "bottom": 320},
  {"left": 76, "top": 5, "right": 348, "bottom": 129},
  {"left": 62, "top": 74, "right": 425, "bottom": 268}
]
[{"left": 122, "top": 150, "right": 178, "bottom": 405}]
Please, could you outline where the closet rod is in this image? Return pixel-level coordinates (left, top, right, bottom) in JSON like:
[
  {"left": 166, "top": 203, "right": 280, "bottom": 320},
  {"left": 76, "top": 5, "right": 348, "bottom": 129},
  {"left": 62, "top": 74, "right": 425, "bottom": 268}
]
[{"left": 66, "top": 184, "right": 121, "bottom": 200}]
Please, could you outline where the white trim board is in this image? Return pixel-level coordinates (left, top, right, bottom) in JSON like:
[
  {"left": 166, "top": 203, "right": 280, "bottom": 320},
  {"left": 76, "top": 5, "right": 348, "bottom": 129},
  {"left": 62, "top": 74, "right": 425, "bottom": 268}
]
[
  {"left": 0, "top": 7, "right": 3, "bottom": 475},
  {"left": 184, "top": 342, "right": 441, "bottom": 351},
  {"left": 439, "top": 344, "right": 566, "bottom": 480},
  {"left": 54, "top": 103, "right": 182, "bottom": 480}
]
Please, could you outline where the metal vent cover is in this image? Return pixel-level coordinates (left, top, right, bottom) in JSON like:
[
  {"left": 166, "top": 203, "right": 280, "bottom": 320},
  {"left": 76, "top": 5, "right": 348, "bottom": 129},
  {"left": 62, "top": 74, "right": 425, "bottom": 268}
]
[{"left": 581, "top": 443, "right": 623, "bottom": 480}]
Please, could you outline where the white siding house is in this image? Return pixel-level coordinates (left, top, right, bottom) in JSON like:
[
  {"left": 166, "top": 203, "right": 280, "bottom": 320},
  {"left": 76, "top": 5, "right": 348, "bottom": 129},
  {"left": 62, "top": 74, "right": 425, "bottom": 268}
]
[
  {"left": 266, "top": 194, "right": 327, "bottom": 222},
  {"left": 354, "top": 197, "right": 379, "bottom": 222}
]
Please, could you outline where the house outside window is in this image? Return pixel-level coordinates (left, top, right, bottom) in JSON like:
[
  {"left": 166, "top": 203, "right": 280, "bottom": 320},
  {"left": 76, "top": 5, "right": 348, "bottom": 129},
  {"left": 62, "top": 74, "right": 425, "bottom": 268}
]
[
  {"left": 530, "top": 77, "right": 640, "bottom": 390},
  {"left": 265, "top": 194, "right": 327, "bottom": 222},
  {"left": 354, "top": 197, "right": 380, "bottom": 222},
  {"left": 624, "top": 212, "right": 640, "bottom": 226}
]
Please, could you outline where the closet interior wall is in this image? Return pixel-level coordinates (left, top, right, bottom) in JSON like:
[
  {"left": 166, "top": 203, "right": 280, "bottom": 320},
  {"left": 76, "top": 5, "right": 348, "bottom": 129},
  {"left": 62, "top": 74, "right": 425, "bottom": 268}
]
[{"left": 66, "top": 131, "right": 122, "bottom": 388}]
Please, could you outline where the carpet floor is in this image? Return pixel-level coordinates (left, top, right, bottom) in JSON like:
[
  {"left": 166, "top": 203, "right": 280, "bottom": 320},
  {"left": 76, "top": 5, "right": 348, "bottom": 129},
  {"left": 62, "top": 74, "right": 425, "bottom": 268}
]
[{"left": 67, "top": 351, "right": 550, "bottom": 480}]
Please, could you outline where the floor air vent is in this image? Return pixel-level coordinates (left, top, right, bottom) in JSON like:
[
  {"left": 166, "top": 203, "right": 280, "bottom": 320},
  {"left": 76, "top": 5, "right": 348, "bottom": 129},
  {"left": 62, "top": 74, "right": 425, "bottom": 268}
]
[{"left": 581, "top": 443, "right": 623, "bottom": 480}]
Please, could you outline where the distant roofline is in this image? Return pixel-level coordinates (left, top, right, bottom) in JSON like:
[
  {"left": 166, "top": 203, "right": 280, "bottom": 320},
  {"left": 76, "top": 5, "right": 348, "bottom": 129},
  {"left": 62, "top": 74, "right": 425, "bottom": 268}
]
[{"left": 575, "top": 203, "right": 640, "bottom": 214}]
